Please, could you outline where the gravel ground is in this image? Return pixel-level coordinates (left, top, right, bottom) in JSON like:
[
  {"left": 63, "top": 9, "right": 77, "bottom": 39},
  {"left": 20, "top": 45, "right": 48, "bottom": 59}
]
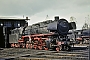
[{"left": 0, "top": 44, "right": 89, "bottom": 60}]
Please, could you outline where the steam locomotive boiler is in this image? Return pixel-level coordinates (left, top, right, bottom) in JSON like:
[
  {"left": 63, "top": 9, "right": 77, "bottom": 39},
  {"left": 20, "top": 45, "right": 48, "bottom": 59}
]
[{"left": 9, "top": 16, "right": 76, "bottom": 51}]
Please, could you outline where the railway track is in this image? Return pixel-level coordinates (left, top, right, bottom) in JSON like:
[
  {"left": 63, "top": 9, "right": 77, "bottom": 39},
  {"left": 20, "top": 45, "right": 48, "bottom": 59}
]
[{"left": 0, "top": 45, "right": 89, "bottom": 60}]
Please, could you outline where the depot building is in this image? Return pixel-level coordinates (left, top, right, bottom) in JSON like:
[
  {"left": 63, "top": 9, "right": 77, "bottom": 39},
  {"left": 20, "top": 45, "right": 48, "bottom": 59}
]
[{"left": 0, "top": 17, "right": 30, "bottom": 48}]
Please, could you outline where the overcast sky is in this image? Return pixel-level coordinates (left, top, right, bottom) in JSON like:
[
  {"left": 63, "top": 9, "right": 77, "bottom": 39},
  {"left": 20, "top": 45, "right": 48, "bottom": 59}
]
[{"left": 0, "top": 0, "right": 90, "bottom": 30}]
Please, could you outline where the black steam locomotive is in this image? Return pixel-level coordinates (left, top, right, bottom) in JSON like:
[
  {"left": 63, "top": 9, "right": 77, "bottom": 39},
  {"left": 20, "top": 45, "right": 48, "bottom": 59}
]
[{"left": 9, "top": 16, "right": 76, "bottom": 51}]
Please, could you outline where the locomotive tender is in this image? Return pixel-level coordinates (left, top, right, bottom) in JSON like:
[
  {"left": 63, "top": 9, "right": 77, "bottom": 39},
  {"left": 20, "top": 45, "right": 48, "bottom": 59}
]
[{"left": 9, "top": 16, "right": 76, "bottom": 51}]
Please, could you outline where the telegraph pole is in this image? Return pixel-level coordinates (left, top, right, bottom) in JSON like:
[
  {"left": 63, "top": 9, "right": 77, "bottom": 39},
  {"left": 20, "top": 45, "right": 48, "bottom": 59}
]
[
  {"left": 45, "top": 15, "right": 49, "bottom": 20},
  {"left": 70, "top": 16, "right": 77, "bottom": 22},
  {"left": 87, "top": 15, "right": 90, "bottom": 28}
]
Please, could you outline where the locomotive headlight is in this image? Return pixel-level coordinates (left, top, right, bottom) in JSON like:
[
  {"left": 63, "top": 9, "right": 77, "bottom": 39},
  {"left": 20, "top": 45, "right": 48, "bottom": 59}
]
[{"left": 60, "top": 21, "right": 67, "bottom": 27}]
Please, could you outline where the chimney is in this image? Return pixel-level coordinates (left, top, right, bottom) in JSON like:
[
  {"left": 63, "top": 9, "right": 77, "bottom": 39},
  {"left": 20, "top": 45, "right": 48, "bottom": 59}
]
[
  {"left": 54, "top": 16, "right": 59, "bottom": 21},
  {"left": 26, "top": 17, "right": 28, "bottom": 20}
]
